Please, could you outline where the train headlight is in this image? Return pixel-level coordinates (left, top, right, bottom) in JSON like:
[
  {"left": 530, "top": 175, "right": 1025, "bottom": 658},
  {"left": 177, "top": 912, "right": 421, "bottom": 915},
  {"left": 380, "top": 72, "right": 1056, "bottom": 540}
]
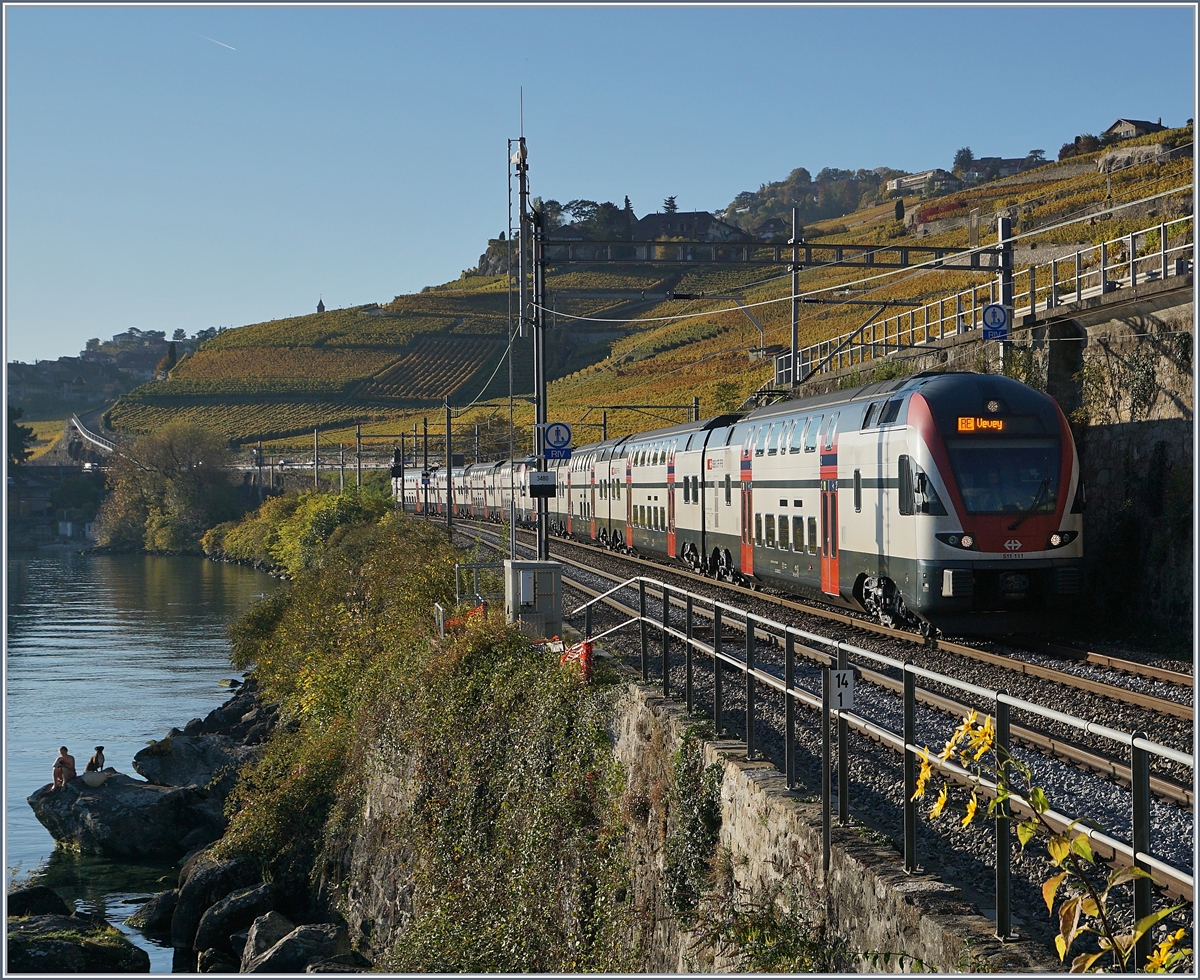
[
  {"left": 960, "top": 533, "right": 975, "bottom": 549},
  {"left": 936, "top": 532, "right": 978, "bottom": 550},
  {"left": 1047, "top": 530, "right": 1078, "bottom": 549}
]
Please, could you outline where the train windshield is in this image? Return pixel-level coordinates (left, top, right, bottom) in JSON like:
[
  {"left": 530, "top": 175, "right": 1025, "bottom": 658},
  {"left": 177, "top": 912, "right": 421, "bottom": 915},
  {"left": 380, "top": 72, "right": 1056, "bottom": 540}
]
[{"left": 946, "top": 439, "right": 1060, "bottom": 515}]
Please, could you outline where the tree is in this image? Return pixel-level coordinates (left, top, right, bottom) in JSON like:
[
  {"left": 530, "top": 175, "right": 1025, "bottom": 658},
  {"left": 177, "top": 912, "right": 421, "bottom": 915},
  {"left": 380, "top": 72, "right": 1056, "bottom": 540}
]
[
  {"left": 662, "top": 195, "right": 678, "bottom": 214},
  {"left": 7, "top": 405, "right": 35, "bottom": 467},
  {"left": 1058, "top": 142, "right": 1078, "bottom": 161},
  {"left": 1075, "top": 133, "right": 1100, "bottom": 154},
  {"left": 564, "top": 199, "right": 599, "bottom": 224},
  {"left": 952, "top": 147, "right": 974, "bottom": 172},
  {"left": 155, "top": 341, "right": 178, "bottom": 377},
  {"left": 172, "top": 328, "right": 187, "bottom": 341},
  {"left": 94, "top": 422, "right": 241, "bottom": 552},
  {"left": 1027, "top": 148, "right": 1046, "bottom": 162},
  {"left": 894, "top": 198, "right": 905, "bottom": 222}
]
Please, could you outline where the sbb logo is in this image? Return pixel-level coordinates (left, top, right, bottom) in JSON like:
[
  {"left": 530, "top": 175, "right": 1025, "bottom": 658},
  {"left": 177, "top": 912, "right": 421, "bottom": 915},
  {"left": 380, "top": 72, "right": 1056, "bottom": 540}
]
[{"left": 1004, "top": 539, "right": 1022, "bottom": 551}]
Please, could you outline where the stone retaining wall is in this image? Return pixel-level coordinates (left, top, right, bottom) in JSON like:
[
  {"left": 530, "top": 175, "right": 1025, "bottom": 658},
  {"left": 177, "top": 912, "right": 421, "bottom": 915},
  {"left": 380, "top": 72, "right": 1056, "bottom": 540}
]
[{"left": 612, "top": 682, "right": 1060, "bottom": 973}]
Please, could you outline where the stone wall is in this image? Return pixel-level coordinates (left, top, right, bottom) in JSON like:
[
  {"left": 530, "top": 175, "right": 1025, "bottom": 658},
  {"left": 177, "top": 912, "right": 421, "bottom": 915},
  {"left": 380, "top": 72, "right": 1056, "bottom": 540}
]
[{"left": 612, "top": 682, "right": 1059, "bottom": 973}]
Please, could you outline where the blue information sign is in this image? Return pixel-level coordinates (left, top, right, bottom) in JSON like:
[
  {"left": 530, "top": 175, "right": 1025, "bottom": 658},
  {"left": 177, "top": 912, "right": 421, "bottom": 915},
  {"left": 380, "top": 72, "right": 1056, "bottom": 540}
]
[
  {"left": 544, "top": 422, "right": 572, "bottom": 450},
  {"left": 981, "top": 304, "right": 1010, "bottom": 341},
  {"left": 545, "top": 447, "right": 572, "bottom": 460}
]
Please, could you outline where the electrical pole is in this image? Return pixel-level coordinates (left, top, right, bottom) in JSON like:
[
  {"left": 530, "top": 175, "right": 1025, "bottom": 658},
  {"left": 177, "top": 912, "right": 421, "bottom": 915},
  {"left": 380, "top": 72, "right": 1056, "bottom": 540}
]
[
  {"left": 422, "top": 417, "right": 429, "bottom": 515},
  {"left": 791, "top": 206, "right": 800, "bottom": 388},
  {"left": 256, "top": 439, "right": 263, "bottom": 501},
  {"left": 601, "top": 410, "right": 607, "bottom": 442},
  {"left": 356, "top": 423, "right": 362, "bottom": 488},
  {"left": 533, "top": 198, "right": 549, "bottom": 560},
  {"left": 398, "top": 434, "right": 405, "bottom": 508},
  {"left": 998, "top": 214, "right": 1013, "bottom": 374},
  {"left": 445, "top": 399, "right": 453, "bottom": 532},
  {"left": 313, "top": 427, "right": 319, "bottom": 488},
  {"left": 339, "top": 443, "right": 344, "bottom": 492},
  {"left": 474, "top": 423, "right": 480, "bottom": 465}
]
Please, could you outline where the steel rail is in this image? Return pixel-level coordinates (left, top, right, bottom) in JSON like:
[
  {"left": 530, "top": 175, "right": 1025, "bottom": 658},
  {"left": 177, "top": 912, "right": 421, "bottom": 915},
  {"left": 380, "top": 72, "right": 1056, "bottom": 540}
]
[
  {"left": 545, "top": 556, "right": 1194, "bottom": 902},
  {"left": 507, "top": 524, "right": 1193, "bottom": 720},
  {"left": 457, "top": 525, "right": 1193, "bottom": 809}
]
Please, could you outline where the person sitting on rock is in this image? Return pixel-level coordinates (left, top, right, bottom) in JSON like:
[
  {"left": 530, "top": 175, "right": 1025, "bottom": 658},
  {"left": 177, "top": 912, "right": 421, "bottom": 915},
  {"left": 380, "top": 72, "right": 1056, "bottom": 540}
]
[
  {"left": 85, "top": 746, "right": 105, "bottom": 773},
  {"left": 52, "top": 747, "right": 76, "bottom": 789}
]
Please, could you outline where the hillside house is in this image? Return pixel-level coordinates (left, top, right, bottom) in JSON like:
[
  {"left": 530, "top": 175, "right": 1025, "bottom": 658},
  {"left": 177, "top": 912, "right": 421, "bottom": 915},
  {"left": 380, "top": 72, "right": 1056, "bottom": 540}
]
[
  {"left": 961, "top": 157, "right": 1039, "bottom": 183},
  {"left": 752, "top": 217, "right": 792, "bottom": 241},
  {"left": 632, "top": 211, "right": 750, "bottom": 242},
  {"left": 885, "top": 169, "right": 961, "bottom": 194},
  {"left": 1103, "top": 118, "right": 1167, "bottom": 140}
]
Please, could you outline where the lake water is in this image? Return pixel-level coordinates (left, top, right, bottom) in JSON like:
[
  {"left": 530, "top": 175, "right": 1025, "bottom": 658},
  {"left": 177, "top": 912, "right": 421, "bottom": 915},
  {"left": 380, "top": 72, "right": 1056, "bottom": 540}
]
[{"left": 5, "top": 551, "right": 279, "bottom": 973}]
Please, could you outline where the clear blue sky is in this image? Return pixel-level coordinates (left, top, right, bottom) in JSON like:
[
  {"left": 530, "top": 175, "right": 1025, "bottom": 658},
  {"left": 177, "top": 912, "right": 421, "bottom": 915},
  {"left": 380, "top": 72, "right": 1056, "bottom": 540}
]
[{"left": 5, "top": 4, "right": 1195, "bottom": 363}]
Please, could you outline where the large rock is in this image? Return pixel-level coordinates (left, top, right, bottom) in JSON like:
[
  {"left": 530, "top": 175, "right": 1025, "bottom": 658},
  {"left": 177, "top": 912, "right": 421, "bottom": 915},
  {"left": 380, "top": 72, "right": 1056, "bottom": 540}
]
[
  {"left": 7, "top": 913, "right": 151, "bottom": 973},
  {"left": 306, "top": 951, "right": 372, "bottom": 972},
  {"left": 7, "top": 884, "right": 72, "bottom": 918},
  {"left": 125, "top": 889, "right": 177, "bottom": 934},
  {"left": 244, "top": 922, "right": 351, "bottom": 974},
  {"left": 133, "top": 734, "right": 259, "bottom": 790},
  {"left": 27, "top": 773, "right": 219, "bottom": 861},
  {"left": 193, "top": 883, "right": 275, "bottom": 955},
  {"left": 170, "top": 858, "right": 256, "bottom": 950},
  {"left": 240, "top": 912, "right": 295, "bottom": 971},
  {"left": 197, "top": 947, "right": 239, "bottom": 973}
]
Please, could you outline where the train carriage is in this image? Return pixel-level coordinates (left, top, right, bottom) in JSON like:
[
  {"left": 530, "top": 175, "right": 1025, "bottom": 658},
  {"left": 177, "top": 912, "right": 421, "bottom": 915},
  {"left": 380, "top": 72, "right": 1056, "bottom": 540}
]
[{"left": 400, "top": 372, "right": 1081, "bottom": 633}]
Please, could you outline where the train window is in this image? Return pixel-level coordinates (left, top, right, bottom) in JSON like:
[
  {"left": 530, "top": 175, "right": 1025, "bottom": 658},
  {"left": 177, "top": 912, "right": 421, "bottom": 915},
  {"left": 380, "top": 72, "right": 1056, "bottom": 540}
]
[
  {"left": 804, "top": 415, "right": 824, "bottom": 452},
  {"left": 808, "top": 516, "right": 818, "bottom": 554},
  {"left": 898, "top": 455, "right": 915, "bottom": 515},
  {"left": 765, "top": 514, "right": 776, "bottom": 547},
  {"left": 724, "top": 474, "right": 732, "bottom": 506},
  {"left": 788, "top": 418, "right": 806, "bottom": 453},
  {"left": 655, "top": 506, "right": 662, "bottom": 530},
  {"left": 683, "top": 477, "right": 690, "bottom": 504},
  {"left": 755, "top": 513, "right": 763, "bottom": 546},
  {"left": 778, "top": 516, "right": 789, "bottom": 550},
  {"left": 854, "top": 469, "right": 862, "bottom": 512},
  {"left": 638, "top": 505, "right": 644, "bottom": 526},
  {"left": 878, "top": 399, "right": 902, "bottom": 425},
  {"left": 755, "top": 426, "right": 770, "bottom": 457},
  {"left": 767, "top": 423, "right": 782, "bottom": 455},
  {"left": 862, "top": 403, "right": 879, "bottom": 428},
  {"left": 692, "top": 475, "right": 699, "bottom": 501},
  {"left": 823, "top": 413, "right": 840, "bottom": 451},
  {"left": 792, "top": 516, "right": 803, "bottom": 551}
]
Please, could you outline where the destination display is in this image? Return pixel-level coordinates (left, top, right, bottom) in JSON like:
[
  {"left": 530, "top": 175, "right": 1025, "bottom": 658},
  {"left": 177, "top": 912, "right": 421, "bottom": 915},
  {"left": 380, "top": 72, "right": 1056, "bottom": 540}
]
[{"left": 957, "top": 417, "right": 1005, "bottom": 433}]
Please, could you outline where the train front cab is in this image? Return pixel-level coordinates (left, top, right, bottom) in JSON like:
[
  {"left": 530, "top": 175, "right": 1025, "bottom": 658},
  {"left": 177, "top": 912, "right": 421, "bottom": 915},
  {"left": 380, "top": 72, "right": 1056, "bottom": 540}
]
[{"left": 850, "top": 373, "right": 1084, "bottom": 632}]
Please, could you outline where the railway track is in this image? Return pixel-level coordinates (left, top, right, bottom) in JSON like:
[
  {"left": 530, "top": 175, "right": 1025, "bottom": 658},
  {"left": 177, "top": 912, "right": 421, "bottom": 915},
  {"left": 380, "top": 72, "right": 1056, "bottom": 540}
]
[
  {"left": 473, "top": 521, "right": 1192, "bottom": 720},
  {"left": 459, "top": 522, "right": 1192, "bottom": 809}
]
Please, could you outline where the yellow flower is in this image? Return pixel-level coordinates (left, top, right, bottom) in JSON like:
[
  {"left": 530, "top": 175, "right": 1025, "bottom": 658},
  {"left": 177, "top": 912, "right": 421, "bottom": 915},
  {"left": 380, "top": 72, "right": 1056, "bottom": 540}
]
[
  {"left": 1146, "top": 928, "right": 1190, "bottom": 972},
  {"left": 912, "top": 748, "right": 932, "bottom": 800},
  {"left": 962, "top": 790, "right": 979, "bottom": 827},
  {"left": 969, "top": 714, "right": 995, "bottom": 761},
  {"left": 929, "top": 782, "right": 949, "bottom": 818}
]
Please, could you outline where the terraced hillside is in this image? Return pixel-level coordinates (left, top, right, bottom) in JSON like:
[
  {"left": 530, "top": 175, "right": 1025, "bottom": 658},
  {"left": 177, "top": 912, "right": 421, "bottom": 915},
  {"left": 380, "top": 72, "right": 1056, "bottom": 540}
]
[{"left": 105, "top": 127, "right": 1192, "bottom": 450}]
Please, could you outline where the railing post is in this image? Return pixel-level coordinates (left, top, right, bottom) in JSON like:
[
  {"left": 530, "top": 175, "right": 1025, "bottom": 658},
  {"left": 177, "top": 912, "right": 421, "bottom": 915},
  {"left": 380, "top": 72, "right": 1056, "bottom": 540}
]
[
  {"left": 822, "top": 666, "right": 832, "bottom": 874},
  {"left": 972, "top": 285, "right": 978, "bottom": 328},
  {"left": 713, "top": 605, "right": 723, "bottom": 731},
  {"left": 639, "top": 579, "right": 648, "bottom": 683},
  {"left": 1050, "top": 259, "right": 1058, "bottom": 309},
  {"left": 1076, "top": 250, "right": 1083, "bottom": 303},
  {"left": 1029, "top": 265, "right": 1036, "bottom": 318},
  {"left": 837, "top": 642, "right": 849, "bottom": 825},
  {"left": 995, "top": 695, "right": 1012, "bottom": 939},
  {"left": 903, "top": 665, "right": 917, "bottom": 873},
  {"left": 1160, "top": 221, "right": 1168, "bottom": 280},
  {"left": 661, "top": 585, "right": 670, "bottom": 697},
  {"left": 1129, "top": 232, "right": 1137, "bottom": 288},
  {"left": 685, "top": 594, "right": 694, "bottom": 713},
  {"left": 1131, "top": 731, "right": 1152, "bottom": 968},
  {"left": 1100, "top": 242, "right": 1108, "bottom": 292},
  {"left": 785, "top": 631, "right": 796, "bottom": 790},
  {"left": 584, "top": 601, "right": 592, "bottom": 640},
  {"left": 745, "top": 615, "right": 756, "bottom": 760}
]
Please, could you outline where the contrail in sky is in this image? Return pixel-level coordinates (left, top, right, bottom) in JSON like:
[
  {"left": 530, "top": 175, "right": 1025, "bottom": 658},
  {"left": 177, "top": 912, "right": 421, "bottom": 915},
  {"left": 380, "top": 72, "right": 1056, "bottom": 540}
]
[{"left": 198, "top": 34, "right": 236, "bottom": 51}]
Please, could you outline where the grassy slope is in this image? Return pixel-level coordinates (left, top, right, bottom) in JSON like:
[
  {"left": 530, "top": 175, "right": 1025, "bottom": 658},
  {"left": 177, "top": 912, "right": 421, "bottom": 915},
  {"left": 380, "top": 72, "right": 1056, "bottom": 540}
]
[{"left": 106, "top": 129, "right": 1193, "bottom": 450}]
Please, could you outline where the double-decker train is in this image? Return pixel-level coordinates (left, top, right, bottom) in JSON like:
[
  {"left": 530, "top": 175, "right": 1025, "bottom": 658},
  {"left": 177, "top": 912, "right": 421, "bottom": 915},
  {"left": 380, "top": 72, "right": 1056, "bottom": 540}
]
[{"left": 397, "top": 372, "right": 1084, "bottom": 633}]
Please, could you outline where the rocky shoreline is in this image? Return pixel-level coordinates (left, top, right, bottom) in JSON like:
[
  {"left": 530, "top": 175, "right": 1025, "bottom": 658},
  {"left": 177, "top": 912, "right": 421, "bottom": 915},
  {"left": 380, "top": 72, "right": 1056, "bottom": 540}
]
[{"left": 19, "top": 680, "right": 370, "bottom": 973}]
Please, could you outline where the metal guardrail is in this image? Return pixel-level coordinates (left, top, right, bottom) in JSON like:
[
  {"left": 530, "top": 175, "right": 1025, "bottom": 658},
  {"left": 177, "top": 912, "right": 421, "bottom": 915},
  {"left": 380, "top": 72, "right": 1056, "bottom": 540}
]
[
  {"left": 70, "top": 415, "right": 117, "bottom": 453},
  {"left": 792, "top": 214, "right": 1194, "bottom": 379},
  {"left": 573, "top": 574, "right": 1193, "bottom": 949},
  {"left": 455, "top": 562, "right": 505, "bottom": 607}
]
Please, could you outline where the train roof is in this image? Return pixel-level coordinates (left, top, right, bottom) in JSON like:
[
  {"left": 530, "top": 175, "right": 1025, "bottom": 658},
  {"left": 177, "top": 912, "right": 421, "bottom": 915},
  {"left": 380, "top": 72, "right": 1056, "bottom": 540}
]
[
  {"left": 741, "top": 371, "right": 1046, "bottom": 423},
  {"left": 599, "top": 413, "right": 743, "bottom": 445}
]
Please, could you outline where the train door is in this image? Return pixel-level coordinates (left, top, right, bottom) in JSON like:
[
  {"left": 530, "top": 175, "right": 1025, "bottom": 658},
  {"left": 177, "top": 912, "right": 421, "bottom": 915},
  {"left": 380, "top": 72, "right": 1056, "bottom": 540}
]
[
  {"left": 590, "top": 462, "right": 598, "bottom": 540},
  {"left": 666, "top": 444, "right": 677, "bottom": 557},
  {"left": 820, "top": 413, "right": 841, "bottom": 595},
  {"left": 625, "top": 457, "right": 633, "bottom": 546},
  {"left": 566, "top": 465, "right": 573, "bottom": 536},
  {"left": 740, "top": 431, "right": 754, "bottom": 576}
]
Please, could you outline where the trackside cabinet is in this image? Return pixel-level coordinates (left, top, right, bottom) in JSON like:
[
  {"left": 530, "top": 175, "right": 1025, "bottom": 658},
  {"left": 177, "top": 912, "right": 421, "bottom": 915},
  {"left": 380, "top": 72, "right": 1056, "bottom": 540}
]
[{"left": 504, "top": 560, "right": 562, "bottom": 639}]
